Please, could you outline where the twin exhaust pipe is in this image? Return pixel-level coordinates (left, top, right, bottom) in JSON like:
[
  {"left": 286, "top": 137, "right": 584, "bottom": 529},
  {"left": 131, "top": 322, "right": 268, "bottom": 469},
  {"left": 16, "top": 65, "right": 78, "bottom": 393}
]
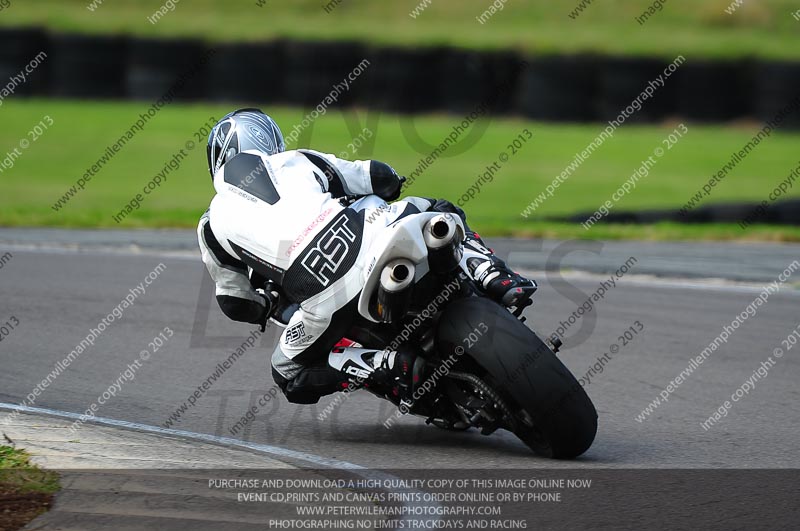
[
  {"left": 373, "top": 214, "right": 464, "bottom": 322},
  {"left": 422, "top": 214, "right": 464, "bottom": 275}
]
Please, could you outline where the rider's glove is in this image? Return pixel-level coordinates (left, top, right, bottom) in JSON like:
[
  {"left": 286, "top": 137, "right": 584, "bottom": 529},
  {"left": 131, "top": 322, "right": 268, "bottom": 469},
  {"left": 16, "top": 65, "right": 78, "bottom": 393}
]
[
  {"left": 369, "top": 160, "right": 405, "bottom": 201},
  {"left": 256, "top": 284, "right": 281, "bottom": 332},
  {"left": 385, "top": 175, "right": 407, "bottom": 201}
]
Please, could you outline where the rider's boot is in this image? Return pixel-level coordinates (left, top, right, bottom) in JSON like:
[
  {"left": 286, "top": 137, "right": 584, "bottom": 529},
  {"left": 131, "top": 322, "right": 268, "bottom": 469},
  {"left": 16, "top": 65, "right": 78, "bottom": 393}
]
[
  {"left": 328, "top": 345, "right": 425, "bottom": 408},
  {"left": 462, "top": 231, "right": 537, "bottom": 308}
]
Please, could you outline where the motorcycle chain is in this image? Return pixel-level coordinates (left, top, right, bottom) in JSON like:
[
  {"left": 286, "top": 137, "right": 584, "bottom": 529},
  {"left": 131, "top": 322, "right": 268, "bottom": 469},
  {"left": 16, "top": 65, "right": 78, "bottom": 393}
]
[{"left": 445, "top": 371, "right": 518, "bottom": 434}]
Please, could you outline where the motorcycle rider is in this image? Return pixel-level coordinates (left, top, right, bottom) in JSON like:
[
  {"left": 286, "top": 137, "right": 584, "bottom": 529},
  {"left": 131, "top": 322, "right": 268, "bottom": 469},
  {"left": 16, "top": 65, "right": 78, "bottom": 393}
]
[{"left": 198, "top": 108, "right": 536, "bottom": 406}]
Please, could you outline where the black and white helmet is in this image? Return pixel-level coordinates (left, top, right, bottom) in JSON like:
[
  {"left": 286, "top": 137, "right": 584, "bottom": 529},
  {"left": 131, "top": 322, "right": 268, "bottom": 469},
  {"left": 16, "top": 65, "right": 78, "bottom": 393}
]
[{"left": 206, "top": 108, "right": 285, "bottom": 178}]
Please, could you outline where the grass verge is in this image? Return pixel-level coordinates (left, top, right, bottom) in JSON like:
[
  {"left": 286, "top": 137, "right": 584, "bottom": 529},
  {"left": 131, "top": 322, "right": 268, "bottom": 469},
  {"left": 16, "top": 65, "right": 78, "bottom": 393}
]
[
  {"left": 1, "top": 99, "right": 798, "bottom": 241},
  {"left": 0, "top": 444, "right": 60, "bottom": 531},
  {"left": 0, "top": 0, "right": 798, "bottom": 60}
]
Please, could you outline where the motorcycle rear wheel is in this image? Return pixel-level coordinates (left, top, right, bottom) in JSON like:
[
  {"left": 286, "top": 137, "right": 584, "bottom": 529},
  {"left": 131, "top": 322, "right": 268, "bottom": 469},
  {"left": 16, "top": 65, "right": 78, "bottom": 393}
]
[{"left": 436, "top": 297, "right": 597, "bottom": 459}]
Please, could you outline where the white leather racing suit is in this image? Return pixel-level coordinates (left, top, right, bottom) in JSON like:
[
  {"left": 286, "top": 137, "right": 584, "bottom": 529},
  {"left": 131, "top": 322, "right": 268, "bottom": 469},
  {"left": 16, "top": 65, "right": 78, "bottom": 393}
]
[{"left": 198, "top": 148, "right": 437, "bottom": 402}]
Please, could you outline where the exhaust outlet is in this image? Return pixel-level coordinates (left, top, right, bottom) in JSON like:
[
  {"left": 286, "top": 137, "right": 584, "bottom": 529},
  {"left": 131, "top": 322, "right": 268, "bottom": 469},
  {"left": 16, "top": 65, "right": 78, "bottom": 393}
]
[
  {"left": 373, "top": 258, "right": 415, "bottom": 322},
  {"left": 423, "top": 214, "right": 464, "bottom": 274}
]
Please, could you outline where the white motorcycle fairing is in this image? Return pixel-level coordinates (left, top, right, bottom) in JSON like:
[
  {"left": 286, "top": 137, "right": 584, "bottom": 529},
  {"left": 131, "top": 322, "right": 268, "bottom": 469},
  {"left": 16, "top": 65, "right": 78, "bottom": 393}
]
[{"left": 357, "top": 212, "right": 465, "bottom": 323}]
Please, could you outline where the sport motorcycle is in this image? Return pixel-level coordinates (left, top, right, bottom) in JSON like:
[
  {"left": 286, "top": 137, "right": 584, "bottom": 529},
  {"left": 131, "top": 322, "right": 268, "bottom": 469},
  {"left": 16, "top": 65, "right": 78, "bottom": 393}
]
[{"left": 297, "top": 206, "right": 598, "bottom": 459}]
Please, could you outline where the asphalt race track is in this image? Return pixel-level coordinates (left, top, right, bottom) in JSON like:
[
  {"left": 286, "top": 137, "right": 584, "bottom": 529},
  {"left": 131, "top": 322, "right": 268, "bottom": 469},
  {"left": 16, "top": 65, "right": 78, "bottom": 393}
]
[{"left": 1, "top": 230, "right": 799, "bottom": 470}]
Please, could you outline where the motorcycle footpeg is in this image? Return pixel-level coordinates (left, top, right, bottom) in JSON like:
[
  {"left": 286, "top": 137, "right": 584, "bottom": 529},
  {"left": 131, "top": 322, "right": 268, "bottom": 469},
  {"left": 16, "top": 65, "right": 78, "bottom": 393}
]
[{"left": 511, "top": 296, "right": 534, "bottom": 318}]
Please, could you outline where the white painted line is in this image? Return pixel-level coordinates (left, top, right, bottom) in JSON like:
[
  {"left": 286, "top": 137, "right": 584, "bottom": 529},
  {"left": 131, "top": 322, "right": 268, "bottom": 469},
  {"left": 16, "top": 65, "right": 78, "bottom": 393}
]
[
  {"left": 6, "top": 245, "right": 798, "bottom": 292},
  {"left": 519, "top": 269, "right": 800, "bottom": 296},
  {"left": 0, "top": 402, "right": 441, "bottom": 525},
  {"left": 1, "top": 402, "right": 360, "bottom": 469},
  {"left": 0, "top": 243, "right": 197, "bottom": 261}
]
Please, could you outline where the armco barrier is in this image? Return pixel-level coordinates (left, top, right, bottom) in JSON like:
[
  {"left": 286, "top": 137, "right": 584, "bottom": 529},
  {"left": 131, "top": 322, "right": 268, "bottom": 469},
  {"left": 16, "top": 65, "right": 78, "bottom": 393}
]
[{"left": 49, "top": 34, "right": 126, "bottom": 98}]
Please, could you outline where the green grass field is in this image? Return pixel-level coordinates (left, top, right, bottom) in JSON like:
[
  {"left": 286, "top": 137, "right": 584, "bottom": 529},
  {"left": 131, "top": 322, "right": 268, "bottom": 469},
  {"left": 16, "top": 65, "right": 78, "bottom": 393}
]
[
  {"left": 1, "top": 99, "right": 798, "bottom": 241},
  {"left": 0, "top": 445, "right": 60, "bottom": 494},
  {"left": 0, "top": 445, "right": 60, "bottom": 528},
  {"left": 1, "top": 0, "right": 798, "bottom": 60}
]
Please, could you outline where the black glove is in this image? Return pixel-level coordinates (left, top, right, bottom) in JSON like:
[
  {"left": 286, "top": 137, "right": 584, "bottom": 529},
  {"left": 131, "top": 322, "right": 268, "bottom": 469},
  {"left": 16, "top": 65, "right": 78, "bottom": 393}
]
[
  {"left": 256, "top": 282, "right": 281, "bottom": 332},
  {"left": 369, "top": 160, "right": 404, "bottom": 201},
  {"left": 385, "top": 175, "right": 406, "bottom": 201}
]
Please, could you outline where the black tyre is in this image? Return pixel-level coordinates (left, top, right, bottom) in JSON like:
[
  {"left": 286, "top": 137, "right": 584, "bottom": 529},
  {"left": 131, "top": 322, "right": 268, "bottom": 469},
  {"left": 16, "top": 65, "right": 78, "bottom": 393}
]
[{"left": 436, "top": 297, "right": 597, "bottom": 459}]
